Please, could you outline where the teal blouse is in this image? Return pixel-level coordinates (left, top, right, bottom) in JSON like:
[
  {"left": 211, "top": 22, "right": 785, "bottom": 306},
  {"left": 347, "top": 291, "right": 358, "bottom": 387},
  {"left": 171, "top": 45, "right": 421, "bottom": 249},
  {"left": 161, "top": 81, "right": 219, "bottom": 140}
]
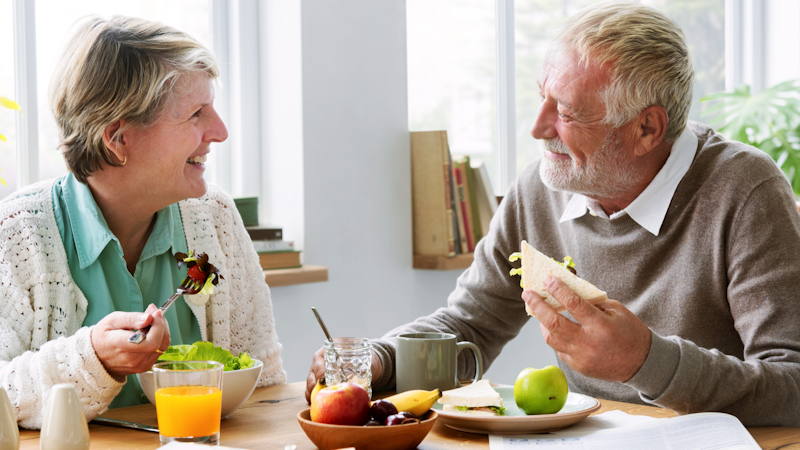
[{"left": 52, "top": 173, "right": 202, "bottom": 408}]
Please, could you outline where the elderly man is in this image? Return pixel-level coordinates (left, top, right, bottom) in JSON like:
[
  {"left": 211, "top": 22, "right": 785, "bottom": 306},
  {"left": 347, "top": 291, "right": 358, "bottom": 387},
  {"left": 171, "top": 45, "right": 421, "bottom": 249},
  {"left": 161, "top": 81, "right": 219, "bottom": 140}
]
[{"left": 307, "top": 4, "right": 800, "bottom": 426}]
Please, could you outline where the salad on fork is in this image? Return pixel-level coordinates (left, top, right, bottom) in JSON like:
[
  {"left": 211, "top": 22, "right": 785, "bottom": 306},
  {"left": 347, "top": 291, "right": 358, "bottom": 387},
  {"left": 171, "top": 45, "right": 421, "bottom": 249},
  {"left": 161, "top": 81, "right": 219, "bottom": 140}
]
[{"left": 129, "top": 251, "right": 223, "bottom": 344}]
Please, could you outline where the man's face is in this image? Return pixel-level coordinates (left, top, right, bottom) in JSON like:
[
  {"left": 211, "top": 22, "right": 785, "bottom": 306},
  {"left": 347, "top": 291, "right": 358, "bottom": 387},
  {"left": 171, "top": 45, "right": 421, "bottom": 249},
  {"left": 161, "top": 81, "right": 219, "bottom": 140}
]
[{"left": 532, "top": 49, "right": 640, "bottom": 198}]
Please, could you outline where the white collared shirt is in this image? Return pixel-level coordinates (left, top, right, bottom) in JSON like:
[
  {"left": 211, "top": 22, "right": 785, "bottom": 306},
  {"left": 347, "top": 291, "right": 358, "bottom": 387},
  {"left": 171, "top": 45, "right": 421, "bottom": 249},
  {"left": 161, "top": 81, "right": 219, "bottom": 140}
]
[{"left": 559, "top": 126, "right": 698, "bottom": 236}]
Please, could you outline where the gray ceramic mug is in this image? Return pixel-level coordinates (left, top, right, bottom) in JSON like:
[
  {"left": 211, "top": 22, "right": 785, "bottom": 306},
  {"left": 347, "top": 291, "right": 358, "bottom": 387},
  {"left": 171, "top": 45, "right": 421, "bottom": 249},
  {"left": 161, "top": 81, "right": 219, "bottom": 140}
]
[{"left": 395, "top": 332, "right": 483, "bottom": 392}]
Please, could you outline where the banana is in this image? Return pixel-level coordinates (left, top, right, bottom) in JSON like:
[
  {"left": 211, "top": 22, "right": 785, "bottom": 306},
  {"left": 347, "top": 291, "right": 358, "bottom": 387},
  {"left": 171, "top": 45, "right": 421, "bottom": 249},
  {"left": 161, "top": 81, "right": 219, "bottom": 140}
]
[
  {"left": 381, "top": 388, "right": 440, "bottom": 417},
  {"left": 310, "top": 380, "right": 326, "bottom": 406}
]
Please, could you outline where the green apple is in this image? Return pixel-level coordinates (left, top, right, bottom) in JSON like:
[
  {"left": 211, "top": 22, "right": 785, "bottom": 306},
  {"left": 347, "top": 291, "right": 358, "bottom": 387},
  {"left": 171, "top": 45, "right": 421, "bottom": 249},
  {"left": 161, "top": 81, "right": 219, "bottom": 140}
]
[{"left": 513, "top": 365, "right": 569, "bottom": 414}]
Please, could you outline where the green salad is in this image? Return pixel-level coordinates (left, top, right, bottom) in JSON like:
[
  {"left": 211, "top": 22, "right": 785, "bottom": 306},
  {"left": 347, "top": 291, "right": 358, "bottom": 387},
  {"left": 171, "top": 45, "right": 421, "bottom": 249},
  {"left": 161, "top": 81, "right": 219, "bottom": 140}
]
[{"left": 157, "top": 341, "right": 255, "bottom": 371}]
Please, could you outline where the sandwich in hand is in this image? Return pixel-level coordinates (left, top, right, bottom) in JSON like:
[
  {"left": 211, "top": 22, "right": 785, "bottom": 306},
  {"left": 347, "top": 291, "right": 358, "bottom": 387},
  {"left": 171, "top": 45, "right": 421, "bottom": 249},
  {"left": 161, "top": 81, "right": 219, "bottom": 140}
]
[
  {"left": 439, "top": 379, "right": 505, "bottom": 416},
  {"left": 509, "top": 240, "right": 607, "bottom": 314}
]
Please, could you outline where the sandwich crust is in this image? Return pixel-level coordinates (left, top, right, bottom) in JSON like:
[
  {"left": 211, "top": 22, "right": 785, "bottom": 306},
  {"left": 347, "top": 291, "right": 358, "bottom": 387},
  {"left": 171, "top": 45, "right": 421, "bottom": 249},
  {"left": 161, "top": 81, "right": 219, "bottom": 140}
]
[
  {"left": 520, "top": 240, "right": 607, "bottom": 313},
  {"left": 439, "top": 380, "right": 503, "bottom": 410}
]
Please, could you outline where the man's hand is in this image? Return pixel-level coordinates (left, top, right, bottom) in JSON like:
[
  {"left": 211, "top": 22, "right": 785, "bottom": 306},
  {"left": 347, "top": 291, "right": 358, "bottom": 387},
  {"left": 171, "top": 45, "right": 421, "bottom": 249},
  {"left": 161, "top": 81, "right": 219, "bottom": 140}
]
[
  {"left": 304, "top": 347, "right": 384, "bottom": 404},
  {"left": 90, "top": 304, "right": 171, "bottom": 381},
  {"left": 523, "top": 276, "right": 651, "bottom": 382}
]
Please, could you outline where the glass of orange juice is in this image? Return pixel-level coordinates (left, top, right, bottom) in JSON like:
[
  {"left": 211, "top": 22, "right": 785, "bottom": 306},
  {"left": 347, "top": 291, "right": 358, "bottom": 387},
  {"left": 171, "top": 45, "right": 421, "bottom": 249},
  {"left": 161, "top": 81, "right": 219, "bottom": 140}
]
[{"left": 153, "top": 361, "right": 223, "bottom": 446}]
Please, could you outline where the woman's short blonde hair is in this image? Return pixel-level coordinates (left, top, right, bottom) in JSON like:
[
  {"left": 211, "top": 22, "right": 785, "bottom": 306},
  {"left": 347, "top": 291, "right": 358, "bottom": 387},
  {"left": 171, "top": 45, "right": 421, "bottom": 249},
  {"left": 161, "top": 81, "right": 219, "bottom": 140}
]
[
  {"left": 559, "top": 3, "right": 693, "bottom": 140},
  {"left": 50, "top": 16, "right": 219, "bottom": 182}
]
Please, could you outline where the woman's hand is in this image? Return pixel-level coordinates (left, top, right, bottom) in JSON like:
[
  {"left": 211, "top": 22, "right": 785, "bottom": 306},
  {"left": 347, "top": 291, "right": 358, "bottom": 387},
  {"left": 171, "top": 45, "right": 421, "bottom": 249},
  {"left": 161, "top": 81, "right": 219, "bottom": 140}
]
[{"left": 90, "top": 304, "right": 171, "bottom": 381}]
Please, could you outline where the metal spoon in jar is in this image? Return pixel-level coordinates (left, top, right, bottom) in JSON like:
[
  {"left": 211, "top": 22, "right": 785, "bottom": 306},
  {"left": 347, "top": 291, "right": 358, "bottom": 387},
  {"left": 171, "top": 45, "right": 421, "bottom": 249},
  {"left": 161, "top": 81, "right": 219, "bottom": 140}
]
[{"left": 311, "top": 307, "right": 344, "bottom": 383}]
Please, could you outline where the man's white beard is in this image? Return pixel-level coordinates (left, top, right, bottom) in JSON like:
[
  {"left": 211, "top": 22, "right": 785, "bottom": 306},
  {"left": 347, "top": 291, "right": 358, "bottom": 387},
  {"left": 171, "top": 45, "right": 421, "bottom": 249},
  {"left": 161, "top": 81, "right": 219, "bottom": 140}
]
[{"left": 539, "top": 132, "right": 640, "bottom": 199}]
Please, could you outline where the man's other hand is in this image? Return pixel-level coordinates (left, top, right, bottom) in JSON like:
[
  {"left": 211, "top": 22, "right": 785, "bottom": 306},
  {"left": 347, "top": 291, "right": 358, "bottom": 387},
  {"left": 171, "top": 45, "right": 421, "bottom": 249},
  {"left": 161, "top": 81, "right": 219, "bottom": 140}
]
[{"left": 523, "top": 276, "right": 651, "bottom": 382}]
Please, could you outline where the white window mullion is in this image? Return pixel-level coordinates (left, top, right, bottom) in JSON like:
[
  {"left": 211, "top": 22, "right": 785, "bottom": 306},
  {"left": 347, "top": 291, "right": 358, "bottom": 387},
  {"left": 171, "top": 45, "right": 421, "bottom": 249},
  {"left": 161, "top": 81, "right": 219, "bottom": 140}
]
[
  {"left": 227, "top": 0, "right": 262, "bottom": 197},
  {"left": 743, "top": 0, "right": 766, "bottom": 92},
  {"left": 496, "top": 0, "right": 516, "bottom": 193},
  {"left": 730, "top": 0, "right": 767, "bottom": 93},
  {"left": 724, "top": 0, "right": 743, "bottom": 90},
  {"left": 750, "top": 0, "right": 767, "bottom": 92},
  {"left": 212, "top": 0, "right": 262, "bottom": 198},
  {"left": 12, "top": 0, "right": 38, "bottom": 186},
  {"left": 211, "top": 0, "right": 232, "bottom": 192}
]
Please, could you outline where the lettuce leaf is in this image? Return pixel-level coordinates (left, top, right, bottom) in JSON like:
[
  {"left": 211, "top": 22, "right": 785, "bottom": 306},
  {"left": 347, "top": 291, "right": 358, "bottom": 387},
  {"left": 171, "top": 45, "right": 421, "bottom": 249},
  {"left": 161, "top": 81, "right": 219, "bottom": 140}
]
[
  {"left": 489, "top": 405, "right": 506, "bottom": 416},
  {"left": 157, "top": 341, "right": 255, "bottom": 371}
]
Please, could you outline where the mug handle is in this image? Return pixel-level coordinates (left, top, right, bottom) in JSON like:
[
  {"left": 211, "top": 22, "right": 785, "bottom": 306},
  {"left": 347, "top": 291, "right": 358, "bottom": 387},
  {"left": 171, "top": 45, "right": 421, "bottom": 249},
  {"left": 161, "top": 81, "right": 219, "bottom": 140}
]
[{"left": 455, "top": 341, "right": 483, "bottom": 384}]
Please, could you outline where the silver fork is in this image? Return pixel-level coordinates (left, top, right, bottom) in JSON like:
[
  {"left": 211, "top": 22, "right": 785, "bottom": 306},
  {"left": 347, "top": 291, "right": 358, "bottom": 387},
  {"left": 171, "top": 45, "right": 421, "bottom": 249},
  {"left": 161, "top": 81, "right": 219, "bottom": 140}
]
[{"left": 128, "top": 276, "right": 202, "bottom": 344}]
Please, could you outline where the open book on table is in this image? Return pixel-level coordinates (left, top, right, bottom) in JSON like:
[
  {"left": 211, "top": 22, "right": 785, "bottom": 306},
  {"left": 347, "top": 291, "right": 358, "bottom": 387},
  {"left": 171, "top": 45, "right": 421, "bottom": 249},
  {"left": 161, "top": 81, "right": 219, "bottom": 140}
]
[{"left": 489, "top": 410, "right": 758, "bottom": 450}]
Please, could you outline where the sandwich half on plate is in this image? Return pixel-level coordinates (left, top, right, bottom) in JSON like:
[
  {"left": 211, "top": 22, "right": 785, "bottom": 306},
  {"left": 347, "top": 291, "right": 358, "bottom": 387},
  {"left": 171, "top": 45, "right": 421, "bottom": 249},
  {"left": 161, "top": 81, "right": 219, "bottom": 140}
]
[
  {"left": 439, "top": 379, "right": 505, "bottom": 416},
  {"left": 511, "top": 240, "right": 608, "bottom": 313}
]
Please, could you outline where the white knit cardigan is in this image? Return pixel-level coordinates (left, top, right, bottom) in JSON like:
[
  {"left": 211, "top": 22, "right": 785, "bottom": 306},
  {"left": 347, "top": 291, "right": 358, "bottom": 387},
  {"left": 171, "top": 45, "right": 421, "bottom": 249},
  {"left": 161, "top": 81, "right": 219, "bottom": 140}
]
[{"left": 0, "top": 180, "right": 286, "bottom": 429}]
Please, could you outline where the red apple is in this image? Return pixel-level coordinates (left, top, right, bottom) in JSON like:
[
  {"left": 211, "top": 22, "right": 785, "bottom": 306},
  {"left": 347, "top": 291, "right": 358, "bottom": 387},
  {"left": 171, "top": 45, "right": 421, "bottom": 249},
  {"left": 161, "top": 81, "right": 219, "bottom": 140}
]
[{"left": 309, "top": 382, "right": 370, "bottom": 425}]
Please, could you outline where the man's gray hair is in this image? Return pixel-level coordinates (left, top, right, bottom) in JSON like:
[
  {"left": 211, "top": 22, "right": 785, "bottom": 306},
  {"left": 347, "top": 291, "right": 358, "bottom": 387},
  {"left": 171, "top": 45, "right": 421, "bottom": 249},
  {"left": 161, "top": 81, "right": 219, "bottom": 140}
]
[
  {"left": 50, "top": 16, "right": 219, "bottom": 182},
  {"left": 560, "top": 3, "right": 693, "bottom": 140}
]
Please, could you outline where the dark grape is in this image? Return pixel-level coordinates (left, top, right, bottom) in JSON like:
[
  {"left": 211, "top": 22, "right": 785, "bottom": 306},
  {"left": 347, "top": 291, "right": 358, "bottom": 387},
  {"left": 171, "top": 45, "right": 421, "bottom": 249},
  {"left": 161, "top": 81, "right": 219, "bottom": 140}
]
[
  {"left": 369, "top": 400, "right": 398, "bottom": 423},
  {"left": 365, "top": 420, "right": 382, "bottom": 426},
  {"left": 385, "top": 412, "right": 420, "bottom": 426}
]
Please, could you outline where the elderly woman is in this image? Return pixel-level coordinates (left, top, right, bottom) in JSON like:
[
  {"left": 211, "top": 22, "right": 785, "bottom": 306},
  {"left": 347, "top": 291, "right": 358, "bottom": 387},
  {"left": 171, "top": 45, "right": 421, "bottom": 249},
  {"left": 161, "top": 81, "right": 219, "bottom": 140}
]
[{"left": 0, "top": 16, "right": 285, "bottom": 428}]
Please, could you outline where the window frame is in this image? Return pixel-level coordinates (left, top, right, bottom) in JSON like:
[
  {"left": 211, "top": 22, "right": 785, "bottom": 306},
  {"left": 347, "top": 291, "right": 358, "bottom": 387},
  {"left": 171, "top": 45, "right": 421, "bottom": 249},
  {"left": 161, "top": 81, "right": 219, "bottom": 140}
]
[
  {"left": 453, "top": 0, "right": 768, "bottom": 193},
  {"left": 11, "top": 0, "right": 38, "bottom": 187},
  {"left": 7, "top": 1, "right": 779, "bottom": 199},
  {"left": 8, "top": 0, "right": 265, "bottom": 200}
]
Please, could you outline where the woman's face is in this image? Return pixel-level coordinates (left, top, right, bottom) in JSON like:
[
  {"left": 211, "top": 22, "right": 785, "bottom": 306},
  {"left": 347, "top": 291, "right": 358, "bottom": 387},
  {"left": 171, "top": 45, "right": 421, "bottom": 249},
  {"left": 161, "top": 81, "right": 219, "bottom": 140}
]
[{"left": 123, "top": 71, "right": 228, "bottom": 205}]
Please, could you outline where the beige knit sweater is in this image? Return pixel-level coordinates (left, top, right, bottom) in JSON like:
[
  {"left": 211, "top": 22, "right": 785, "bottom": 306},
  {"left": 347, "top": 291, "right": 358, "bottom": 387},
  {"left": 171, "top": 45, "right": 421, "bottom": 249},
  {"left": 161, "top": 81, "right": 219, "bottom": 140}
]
[
  {"left": 0, "top": 181, "right": 286, "bottom": 429},
  {"left": 373, "top": 123, "right": 800, "bottom": 426}
]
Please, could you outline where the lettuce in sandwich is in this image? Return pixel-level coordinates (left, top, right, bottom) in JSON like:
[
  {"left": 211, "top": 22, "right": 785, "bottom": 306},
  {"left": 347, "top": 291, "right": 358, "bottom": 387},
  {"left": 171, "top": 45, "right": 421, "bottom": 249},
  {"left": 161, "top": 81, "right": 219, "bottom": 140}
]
[{"left": 439, "top": 380, "right": 506, "bottom": 416}]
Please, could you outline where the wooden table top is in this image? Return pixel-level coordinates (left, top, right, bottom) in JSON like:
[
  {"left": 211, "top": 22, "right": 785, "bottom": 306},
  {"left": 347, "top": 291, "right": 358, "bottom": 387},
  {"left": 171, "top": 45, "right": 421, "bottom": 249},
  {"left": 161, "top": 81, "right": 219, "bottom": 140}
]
[{"left": 19, "top": 382, "right": 800, "bottom": 449}]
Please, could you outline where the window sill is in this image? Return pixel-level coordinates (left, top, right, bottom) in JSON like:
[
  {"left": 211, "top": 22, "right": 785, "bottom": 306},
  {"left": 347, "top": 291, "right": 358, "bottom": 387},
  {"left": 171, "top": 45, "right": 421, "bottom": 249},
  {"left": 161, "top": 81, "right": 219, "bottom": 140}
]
[{"left": 263, "top": 265, "right": 329, "bottom": 287}]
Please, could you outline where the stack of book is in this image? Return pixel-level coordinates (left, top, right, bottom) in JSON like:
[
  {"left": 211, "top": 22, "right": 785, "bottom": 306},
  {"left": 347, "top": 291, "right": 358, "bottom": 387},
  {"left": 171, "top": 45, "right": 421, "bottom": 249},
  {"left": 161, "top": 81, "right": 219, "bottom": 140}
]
[
  {"left": 410, "top": 130, "right": 498, "bottom": 258},
  {"left": 246, "top": 226, "right": 302, "bottom": 270}
]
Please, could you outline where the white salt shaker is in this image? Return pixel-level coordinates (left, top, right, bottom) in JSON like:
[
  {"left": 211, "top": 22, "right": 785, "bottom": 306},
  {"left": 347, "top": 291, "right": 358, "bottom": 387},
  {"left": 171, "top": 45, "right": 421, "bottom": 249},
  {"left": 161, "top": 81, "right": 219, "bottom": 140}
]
[
  {"left": 0, "top": 388, "right": 18, "bottom": 450},
  {"left": 40, "top": 384, "right": 89, "bottom": 450}
]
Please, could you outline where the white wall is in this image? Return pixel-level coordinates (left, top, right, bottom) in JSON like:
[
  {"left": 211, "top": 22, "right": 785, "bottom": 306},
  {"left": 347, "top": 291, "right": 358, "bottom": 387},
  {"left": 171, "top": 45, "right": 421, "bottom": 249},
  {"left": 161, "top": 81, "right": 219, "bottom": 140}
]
[{"left": 262, "top": 0, "right": 555, "bottom": 387}]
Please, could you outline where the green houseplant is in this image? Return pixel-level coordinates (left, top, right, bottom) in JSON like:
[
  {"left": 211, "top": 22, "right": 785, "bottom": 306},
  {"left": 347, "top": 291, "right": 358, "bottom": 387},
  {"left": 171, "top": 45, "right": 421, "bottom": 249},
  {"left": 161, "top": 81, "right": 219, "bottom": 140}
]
[
  {"left": 0, "top": 96, "right": 21, "bottom": 186},
  {"left": 701, "top": 79, "right": 800, "bottom": 196}
]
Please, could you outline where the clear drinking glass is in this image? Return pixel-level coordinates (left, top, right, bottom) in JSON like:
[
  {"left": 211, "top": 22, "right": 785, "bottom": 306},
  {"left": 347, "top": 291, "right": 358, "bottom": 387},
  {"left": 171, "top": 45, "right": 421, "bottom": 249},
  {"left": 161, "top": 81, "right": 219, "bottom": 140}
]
[
  {"left": 153, "top": 361, "right": 223, "bottom": 446},
  {"left": 323, "top": 337, "right": 373, "bottom": 398}
]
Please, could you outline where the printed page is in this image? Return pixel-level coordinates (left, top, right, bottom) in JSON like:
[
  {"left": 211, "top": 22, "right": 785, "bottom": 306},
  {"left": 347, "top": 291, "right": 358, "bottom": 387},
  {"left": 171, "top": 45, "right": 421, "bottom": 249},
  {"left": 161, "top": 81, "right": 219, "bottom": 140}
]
[{"left": 489, "top": 411, "right": 759, "bottom": 450}]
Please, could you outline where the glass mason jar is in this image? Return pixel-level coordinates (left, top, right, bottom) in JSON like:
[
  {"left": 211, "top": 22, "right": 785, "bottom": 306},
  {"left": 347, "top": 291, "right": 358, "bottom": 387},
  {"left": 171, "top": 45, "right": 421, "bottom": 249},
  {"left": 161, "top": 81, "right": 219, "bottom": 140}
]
[{"left": 323, "top": 337, "right": 372, "bottom": 398}]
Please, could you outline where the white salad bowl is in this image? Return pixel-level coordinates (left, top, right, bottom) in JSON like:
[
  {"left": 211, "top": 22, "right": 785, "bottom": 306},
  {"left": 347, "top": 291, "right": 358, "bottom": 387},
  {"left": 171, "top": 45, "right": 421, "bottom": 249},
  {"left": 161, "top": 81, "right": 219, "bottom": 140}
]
[{"left": 137, "top": 358, "right": 263, "bottom": 418}]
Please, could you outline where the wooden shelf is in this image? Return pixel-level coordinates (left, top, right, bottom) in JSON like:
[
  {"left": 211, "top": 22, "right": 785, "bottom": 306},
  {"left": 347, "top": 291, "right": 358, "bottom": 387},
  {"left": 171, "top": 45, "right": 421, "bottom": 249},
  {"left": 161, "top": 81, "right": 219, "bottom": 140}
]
[
  {"left": 263, "top": 265, "right": 328, "bottom": 287},
  {"left": 413, "top": 253, "right": 473, "bottom": 270}
]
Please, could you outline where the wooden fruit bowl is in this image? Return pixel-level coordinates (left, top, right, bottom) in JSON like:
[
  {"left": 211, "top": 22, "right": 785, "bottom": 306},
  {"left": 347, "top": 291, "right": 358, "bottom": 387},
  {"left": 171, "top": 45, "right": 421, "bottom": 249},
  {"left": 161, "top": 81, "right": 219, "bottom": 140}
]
[{"left": 296, "top": 408, "right": 438, "bottom": 450}]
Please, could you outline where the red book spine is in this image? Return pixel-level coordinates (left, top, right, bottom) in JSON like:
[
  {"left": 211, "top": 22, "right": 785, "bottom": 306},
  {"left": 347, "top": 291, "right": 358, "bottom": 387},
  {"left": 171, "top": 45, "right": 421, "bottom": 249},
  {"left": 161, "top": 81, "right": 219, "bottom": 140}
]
[
  {"left": 442, "top": 160, "right": 456, "bottom": 256},
  {"left": 454, "top": 167, "right": 475, "bottom": 252}
]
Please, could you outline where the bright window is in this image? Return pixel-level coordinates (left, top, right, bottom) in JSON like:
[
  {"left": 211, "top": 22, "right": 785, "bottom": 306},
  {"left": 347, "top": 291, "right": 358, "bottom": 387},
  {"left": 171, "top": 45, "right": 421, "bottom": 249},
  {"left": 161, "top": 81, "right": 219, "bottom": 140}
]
[
  {"left": 4, "top": 1, "right": 269, "bottom": 224},
  {"left": 408, "top": 0, "right": 727, "bottom": 193},
  {"left": 1, "top": 0, "right": 240, "bottom": 201},
  {"left": 514, "top": 0, "right": 724, "bottom": 174},
  {"left": 0, "top": 0, "right": 17, "bottom": 198},
  {"left": 32, "top": 0, "right": 213, "bottom": 182},
  {"left": 406, "top": 0, "right": 498, "bottom": 180}
]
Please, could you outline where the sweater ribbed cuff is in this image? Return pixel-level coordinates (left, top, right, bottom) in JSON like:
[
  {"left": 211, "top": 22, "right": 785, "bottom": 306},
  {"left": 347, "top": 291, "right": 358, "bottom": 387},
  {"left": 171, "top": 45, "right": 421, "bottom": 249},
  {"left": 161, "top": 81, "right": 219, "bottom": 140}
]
[
  {"left": 79, "top": 326, "right": 126, "bottom": 390},
  {"left": 369, "top": 338, "right": 397, "bottom": 392},
  {"left": 625, "top": 331, "right": 680, "bottom": 399}
]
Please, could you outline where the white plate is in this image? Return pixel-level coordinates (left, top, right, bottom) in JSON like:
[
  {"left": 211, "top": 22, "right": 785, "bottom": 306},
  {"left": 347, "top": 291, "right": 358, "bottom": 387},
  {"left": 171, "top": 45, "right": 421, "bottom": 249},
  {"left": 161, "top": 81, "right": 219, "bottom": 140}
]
[{"left": 432, "top": 385, "right": 600, "bottom": 434}]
